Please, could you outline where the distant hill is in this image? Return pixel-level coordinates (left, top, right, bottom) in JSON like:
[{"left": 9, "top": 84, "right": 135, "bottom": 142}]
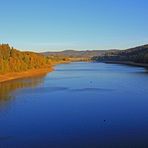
[
  {"left": 42, "top": 49, "right": 118, "bottom": 58},
  {"left": 92, "top": 44, "right": 148, "bottom": 64}
]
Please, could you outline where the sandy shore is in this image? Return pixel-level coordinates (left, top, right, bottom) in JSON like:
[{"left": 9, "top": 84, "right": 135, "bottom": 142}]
[
  {"left": 0, "top": 68, "right": 53, "bottom": 83},
  {"left": 104, "top": 61, "right": 148, "bottom": 68},
  {"left": 0, "top": 60, "right": 71, "bottom": 83}
]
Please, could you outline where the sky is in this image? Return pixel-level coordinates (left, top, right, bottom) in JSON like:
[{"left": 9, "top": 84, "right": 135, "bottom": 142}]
[{"left": 0, "top": 0, "right": 148, "bottom": 52}]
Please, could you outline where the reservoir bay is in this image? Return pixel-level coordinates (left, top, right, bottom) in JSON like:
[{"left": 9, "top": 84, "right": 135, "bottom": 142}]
[{"left": 0, "top": 62, "right": 148, "bottom": 148}]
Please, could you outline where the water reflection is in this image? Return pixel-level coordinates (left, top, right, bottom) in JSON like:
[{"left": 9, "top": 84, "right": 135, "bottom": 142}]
[{"left": 0, "top": 74, "right": 46, "bottom": 104}]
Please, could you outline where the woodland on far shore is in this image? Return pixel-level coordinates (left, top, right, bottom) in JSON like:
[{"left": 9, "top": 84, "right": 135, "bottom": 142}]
[
  {"left": 43, "top": 44, "right": 148, "bottom": 65},
  {"left": 92, "top": 44, "right": 148, "bottom": 64},
  {"left": 1, "top": 43, "right": 148, "bottom": 75}
]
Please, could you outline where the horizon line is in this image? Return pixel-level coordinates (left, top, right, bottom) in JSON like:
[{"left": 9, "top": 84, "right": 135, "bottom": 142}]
[{"left": 1, "top": 43, "right": 148, "bottom": 53}]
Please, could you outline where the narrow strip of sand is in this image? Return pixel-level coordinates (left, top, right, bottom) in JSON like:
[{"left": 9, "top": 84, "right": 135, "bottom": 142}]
[
  {"left": 0, "top": 68, "right": 53, "bottom": 83},
  {"left": 0, "top": 61, "right": 71, "bottom": 83}
]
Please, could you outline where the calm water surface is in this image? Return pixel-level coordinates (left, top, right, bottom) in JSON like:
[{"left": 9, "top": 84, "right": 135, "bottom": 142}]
[{"left": 0, "top": 62, "right": 148, "bottom": 148}]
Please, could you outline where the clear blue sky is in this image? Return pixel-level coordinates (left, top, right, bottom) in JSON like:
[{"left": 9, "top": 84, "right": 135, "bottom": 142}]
[{"left": 0, "top": 0, "right": 148, "bottom": 51}]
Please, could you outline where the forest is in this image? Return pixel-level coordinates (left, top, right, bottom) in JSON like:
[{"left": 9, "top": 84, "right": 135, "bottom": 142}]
[
  {"left": 92, "top": 44, "right": 148, "bottom": 64},
  {"left": 0, "top": 44, "right": 69, "bottom": 74}
]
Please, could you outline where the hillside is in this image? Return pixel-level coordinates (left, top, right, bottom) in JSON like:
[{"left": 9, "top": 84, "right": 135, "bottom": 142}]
[
  {"left": 0, "top": 44, "right": 53, "bottom": 74},
  {"left": 42, "top": 49, "right": 118, "bottom": 58},
  {"left": 92, "top": 44, "right": 148, "bottom": 64}
]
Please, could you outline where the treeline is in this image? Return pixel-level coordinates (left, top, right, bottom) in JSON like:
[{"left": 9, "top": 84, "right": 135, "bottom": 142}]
[
  {"left": 92, "top": 44, "right": 148, "bottom": 64},
  {"left": 46, "top": 55, "right": 70, "bottom": 64},
  {"left": 0, "top": 44, "right": 63, "bottom": 74}
]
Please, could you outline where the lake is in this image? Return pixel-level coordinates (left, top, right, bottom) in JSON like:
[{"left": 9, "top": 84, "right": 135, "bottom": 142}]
[{"left": 0, "top": 62, "right": 148, "bottom": 148}]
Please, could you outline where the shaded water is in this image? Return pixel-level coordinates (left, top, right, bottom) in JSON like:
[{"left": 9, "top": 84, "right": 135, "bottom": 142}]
[{"left": 0, "top": 62, "right": 148, "bottom": 148}]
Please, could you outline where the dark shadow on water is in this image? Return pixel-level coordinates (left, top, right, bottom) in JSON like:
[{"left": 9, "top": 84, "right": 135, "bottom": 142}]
[
  {"left": 0, "top": 136, "right": 12, "bottom": 141},
  {"left": 19, "top": 86, "right": 69, "bottom": 94},
  {"left": 144, "top": 68, "right": 148, "bottom": 72},
  {"left": 134, "top": 68, "right": 148, "bottom": 75},
  {"left": 18, "top": 86, "right": 113, "bottom": 95},
  {"left": 56, "top": 69, "right": 100, "bottom": 72},
  {"left": 70, "top": 88, "right": 114, "bottom": 92},
  {"left": 46, "top": 76, "right": 82, "bottom": 80}
]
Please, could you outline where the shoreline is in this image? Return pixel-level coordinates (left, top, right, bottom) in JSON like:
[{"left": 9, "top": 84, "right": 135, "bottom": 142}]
[
  {"left": 1, "top": 60, "right": 147, "bottom": 83},
  {"left": 0, "top": 61, "right": 70, "bottom": 83},
  {"left": 104, "top": 61, "right": 148, "bottom": 68},
  {"left": 0, "top": 68, "right": 53, "bottom": 83}
]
